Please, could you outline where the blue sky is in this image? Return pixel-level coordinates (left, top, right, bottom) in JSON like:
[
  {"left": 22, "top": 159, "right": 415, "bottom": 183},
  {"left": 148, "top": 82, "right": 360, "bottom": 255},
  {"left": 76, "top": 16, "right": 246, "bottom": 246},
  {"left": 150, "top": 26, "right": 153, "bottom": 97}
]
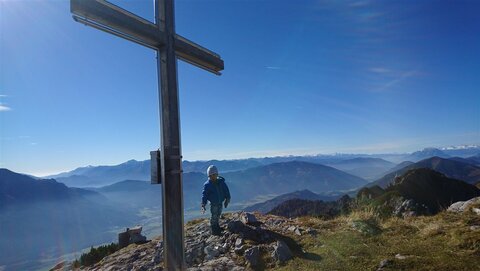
[{"left": 1, "top": 0, "right": 479, "bottom": 176}]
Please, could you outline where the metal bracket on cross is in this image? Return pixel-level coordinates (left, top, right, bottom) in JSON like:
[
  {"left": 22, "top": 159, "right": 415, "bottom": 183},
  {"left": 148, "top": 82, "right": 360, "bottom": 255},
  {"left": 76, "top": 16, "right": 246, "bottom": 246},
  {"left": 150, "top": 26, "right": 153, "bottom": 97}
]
[{"left": 150, "top": 149, "right": 162, "bottom": 184}]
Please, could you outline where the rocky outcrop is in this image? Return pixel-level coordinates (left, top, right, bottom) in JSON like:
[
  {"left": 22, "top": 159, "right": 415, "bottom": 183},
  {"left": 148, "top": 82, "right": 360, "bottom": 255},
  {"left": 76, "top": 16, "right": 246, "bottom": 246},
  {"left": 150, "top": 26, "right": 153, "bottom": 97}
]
[
  {"left": 53, "top": 212, "right": 308, "bottom": 271},
  {"left": 271, "top": 240, "right": 293, "bottom": 263},
  {"left": 358, "top": 168, "right": 480, "bottom": 217},
  {"left": 240, "top": 212, "right": 260, "bottom": 226},
  {"left": 389, "top": 168, "right": 480, "bottom": 213},
  {"left": 392, "top": 198, "right": 430, "bottom": 218},
  {"left": 448, "top": 197, "right": 480, "bottom": 213}
]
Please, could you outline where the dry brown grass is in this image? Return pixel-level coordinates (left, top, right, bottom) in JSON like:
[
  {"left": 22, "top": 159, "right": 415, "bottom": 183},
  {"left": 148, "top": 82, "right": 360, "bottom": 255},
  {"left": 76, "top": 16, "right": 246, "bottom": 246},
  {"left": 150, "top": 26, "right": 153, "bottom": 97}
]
[{"left": 273, "top": 210, "right": 480, "bottom": 271}]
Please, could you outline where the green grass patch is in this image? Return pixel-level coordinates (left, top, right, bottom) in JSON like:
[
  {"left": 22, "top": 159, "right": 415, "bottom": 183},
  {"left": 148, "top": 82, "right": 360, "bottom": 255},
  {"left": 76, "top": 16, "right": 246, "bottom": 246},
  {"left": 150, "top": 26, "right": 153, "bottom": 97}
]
[{"left": 272, "top": 210, "right": 480, "bottom": 271}]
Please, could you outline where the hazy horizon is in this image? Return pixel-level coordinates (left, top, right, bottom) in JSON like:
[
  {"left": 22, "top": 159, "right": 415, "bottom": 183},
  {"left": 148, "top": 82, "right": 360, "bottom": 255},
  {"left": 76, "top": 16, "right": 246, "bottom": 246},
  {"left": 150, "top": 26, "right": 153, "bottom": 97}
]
[{"left": 4, "top": 142, "right": 477, "bottom": 177}]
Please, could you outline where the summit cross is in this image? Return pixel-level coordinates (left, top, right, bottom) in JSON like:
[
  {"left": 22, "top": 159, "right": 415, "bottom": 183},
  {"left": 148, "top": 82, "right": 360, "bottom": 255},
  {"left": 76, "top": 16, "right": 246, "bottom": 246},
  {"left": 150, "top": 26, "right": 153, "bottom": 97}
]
[{"left": 70, "top": 0, "right": 224, "bottom": 270}]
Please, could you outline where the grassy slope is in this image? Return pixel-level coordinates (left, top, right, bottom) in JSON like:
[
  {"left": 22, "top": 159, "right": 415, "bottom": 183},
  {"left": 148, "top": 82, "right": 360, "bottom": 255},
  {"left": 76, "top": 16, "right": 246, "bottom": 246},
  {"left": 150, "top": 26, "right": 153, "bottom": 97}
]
[{"left": 273, "top": 207, "right": 480, "bottom": 271}]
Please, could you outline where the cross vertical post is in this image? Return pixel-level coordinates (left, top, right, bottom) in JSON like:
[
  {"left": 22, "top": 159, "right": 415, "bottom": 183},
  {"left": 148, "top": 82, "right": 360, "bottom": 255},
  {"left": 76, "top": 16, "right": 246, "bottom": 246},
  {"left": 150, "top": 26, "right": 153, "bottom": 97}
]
[
  {"left": 155, "top": 0, "right": 185, "bottom": 270},
  {"left": 70, "top": 0, "right": 224, "bottom": 270}
]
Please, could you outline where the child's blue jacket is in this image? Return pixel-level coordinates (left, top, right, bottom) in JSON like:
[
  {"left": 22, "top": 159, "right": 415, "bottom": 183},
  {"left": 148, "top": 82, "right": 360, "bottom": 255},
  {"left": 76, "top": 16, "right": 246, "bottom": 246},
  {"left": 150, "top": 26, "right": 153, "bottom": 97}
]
[{"left": 201, "top": 176, "right": 231, "bottom": 206}]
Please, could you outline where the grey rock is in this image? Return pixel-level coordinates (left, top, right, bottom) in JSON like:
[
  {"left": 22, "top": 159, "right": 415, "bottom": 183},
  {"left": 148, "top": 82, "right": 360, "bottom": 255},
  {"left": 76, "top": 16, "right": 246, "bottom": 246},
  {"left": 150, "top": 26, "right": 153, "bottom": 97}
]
[
  {"left": 377, "top": 259, "right": 393, "bottom": 270},
  {"left": 287, "top": 225, "right": 297, "bottom": 232},
  {"left": 234, "top": 244, "right": 245, "bottom": 255},
  {"left": 206, "top": 235, "right": 222, "bottom": 244},
  {"left": 203, "top": 245, "right": 220, "bottom": 261},
  {"left": 194, "top": 256, "right": 244, "bottom": 271},
  {"left": 151, "top": 247, "right": 163, "bottom": 264},
  {"left": 227, "top": 220, "right": 262, "bottom": 242},
  {"left": 244, "top": 246, "right": 260, "bottom": 267},
  {"left": 219, "top": 242, "right": 229, "bottom": 254},
  {"left": 241, "top": 212, "right": 258, "bottom": 225},
  {"left": 393, "top": 199, "right": 416, "bottom": 217},
  {"left": 272, "top": 240, "right": 293, "bottom": 263},
  {"left": 235, "top": 238, "right": 244, "bottom": 248},
  {"left": 227, "top": 220, "right": 245, "bottom": 233},
  {"left": 448, "top": 197, "right": 480, "bottom": 213},
  {"left": 186, "top": 241, "right": 205, "bottom": 265},
  {"left": 395, "top": 253, "right": 408, "bottom": 260},
  {"left": 391, "top": 197, "right": 431, "bottom": 218}
]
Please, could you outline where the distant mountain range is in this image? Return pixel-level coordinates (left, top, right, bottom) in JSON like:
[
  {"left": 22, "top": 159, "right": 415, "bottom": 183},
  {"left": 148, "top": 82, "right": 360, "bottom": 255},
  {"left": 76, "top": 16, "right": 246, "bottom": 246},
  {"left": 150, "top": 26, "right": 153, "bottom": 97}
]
[
  {"left": 49, "top": 159, "right": 150, "bottom": 187},
  {"left": 383, "top": 160, "right": 415, "bottom": 175},
  {"left": 268, "top": 168, "right": 480, "bottom": 220},
  {"left": 182, "top": 159, "right": 264, "bottom": 174},
  {"left": 86, "top": 172, "right": 206, "bottom": 211},
  {"left": 324, "top": 157, "right": 395, "bottom": 181},
  {"left": 448, "top": 155, "right": 480, "bottom": 167},
  {"left": 369, "top": 156, "right": 480, "bottom": 188},
  {"left": 43, "top": 145, "right": 480, "bottom": 188},
  {"left": 90, "top": 180, "right": 161, "bottom": 209},
  {"left": 223, "top": 161, "right": 367, "bottom": 204},
  {"left": 44, "top": 157, "right": 374, "bottom": 188},
  {"left": 0, "top": 169, "right": 100, "bottom": 206},
  {"left": 440, "top": 145, "right": 480, "bottom": 158},
  {"left": 80, "top": 161, "right": 368, "bottom": 209},
  {"left": 0, "top": 169, "right": 137, "bottom": 271},
  {"left": 244, "top": 189, "right": 339, "bottom": 214},
  {"left": 406, "top": 147, "right": 450, "bottom": 162}
]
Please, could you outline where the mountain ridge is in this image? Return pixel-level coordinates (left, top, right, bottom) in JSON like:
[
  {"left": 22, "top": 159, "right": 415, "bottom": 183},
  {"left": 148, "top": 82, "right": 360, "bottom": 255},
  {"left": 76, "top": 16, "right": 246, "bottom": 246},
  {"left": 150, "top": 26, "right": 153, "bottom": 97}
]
[
  {"left": 369, "top": 156, "right": 480, "bottom": 188},
  {"left": 244, "top": 189, "right": 340, "bottom": 214},
  {"left": 0, "top": 169, "right": 138, "bottom": 271}
]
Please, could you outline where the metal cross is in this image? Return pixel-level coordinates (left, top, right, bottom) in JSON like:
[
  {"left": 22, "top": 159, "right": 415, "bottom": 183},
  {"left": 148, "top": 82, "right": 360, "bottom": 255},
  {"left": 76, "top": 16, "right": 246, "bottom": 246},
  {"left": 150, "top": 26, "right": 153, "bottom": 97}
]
[{"left": 70, "top": 1, "right": 224, "bottom": 270}]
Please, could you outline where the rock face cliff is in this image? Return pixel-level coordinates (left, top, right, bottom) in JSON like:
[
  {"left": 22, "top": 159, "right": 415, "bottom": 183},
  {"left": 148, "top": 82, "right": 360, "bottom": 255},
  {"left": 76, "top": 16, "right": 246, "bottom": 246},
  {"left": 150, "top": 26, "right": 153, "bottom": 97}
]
[{"left": 53, "top": 212, "right": 315, "bottom": 271}]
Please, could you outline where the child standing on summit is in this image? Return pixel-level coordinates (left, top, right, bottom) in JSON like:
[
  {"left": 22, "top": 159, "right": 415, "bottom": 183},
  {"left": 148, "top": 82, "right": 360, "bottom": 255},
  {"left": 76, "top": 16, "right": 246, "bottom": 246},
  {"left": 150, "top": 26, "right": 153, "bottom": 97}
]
[{"left": 201, "top": 165, "right": 231, "bottom": 235}]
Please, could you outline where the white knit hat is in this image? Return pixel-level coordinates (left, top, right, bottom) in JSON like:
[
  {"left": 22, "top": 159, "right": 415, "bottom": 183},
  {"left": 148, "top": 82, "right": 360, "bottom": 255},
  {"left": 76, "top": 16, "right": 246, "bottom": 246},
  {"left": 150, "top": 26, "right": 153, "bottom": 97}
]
[{"left": 207, "top": 165, "right": 218, "bottom": 176}]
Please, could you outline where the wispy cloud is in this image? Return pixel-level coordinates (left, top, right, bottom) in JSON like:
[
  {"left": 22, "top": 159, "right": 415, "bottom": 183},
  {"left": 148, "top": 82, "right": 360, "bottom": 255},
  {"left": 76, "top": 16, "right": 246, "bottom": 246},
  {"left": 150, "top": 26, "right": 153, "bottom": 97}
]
[
  {"left": 0, "top": 104, "right": 11, "bottom": 111},
  {"left": 265, "top": 66, "right": 282, "bottom": 70},
  {"left": 374, "top": 70, "right": 418, "bottom": 92},
  {"left": 369, "top": 67, "right": 390, "bottom": 74},
  {"left": 0, "top": 95, "right": 11, "bottom": 111},
  {"left": 348, "top": 1, "right": 370, "bottom": 8}
]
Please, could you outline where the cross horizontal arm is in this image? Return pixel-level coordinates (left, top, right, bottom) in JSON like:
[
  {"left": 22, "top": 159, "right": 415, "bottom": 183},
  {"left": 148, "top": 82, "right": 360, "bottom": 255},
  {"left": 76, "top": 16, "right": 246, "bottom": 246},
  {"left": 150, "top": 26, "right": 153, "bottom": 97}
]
[
  {"left": 71, "top": 0, "right": 162, "bottom": 48},
  {"left": 71, "top": 0, "right": 224, "bottom": 74},
  {"left": 175, "top": 34, "right": 224, "bottom": 75}
]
